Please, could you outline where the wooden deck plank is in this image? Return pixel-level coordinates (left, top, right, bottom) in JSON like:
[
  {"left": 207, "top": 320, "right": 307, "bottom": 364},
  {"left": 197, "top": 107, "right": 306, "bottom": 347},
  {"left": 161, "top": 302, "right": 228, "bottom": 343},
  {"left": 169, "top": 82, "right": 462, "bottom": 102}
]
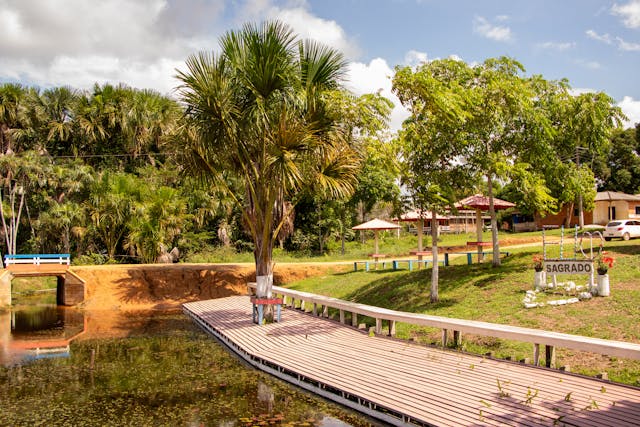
[
  {"left": 190, "top": 298, "right": 640, "bottom": 424},
  {"left": 319, "top": 336, "right": 638, "bottom": 408},
  {"left": 184, "top": 296, "right": 640, "bottom": 427}
]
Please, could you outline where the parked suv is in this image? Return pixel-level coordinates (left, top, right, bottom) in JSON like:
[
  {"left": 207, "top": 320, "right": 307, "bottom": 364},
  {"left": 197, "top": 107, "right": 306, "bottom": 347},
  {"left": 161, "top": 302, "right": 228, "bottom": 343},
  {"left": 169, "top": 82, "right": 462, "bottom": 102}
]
[{"left": 603, "top": 219, "right": 640, "bottom": 241}]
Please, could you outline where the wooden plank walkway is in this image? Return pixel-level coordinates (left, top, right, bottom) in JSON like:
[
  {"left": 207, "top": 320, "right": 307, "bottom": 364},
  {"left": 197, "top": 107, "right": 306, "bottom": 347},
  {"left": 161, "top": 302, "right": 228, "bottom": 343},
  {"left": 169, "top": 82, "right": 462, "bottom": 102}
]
[{"left": 184, "top": 296, "right": 640, "bottom": 427}]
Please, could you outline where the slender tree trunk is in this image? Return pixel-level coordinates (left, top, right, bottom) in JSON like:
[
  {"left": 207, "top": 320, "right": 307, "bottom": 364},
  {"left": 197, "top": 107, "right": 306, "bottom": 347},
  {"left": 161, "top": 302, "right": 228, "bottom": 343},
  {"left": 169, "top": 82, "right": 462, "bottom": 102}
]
[
  {"left": 578, "top": 195, "right": 584, "bottom": 229},
  {"left": 487, "top": 174, "right": 500, "bottom": 267},
  {"left": 564, "top": 202, "right": 574, "bottom": 228},
  {"left": 430, "top": 210, "right": 439, "bottom": 303},
  {"left": 340, "top": 218, "right": 345, "bottom": 255}
]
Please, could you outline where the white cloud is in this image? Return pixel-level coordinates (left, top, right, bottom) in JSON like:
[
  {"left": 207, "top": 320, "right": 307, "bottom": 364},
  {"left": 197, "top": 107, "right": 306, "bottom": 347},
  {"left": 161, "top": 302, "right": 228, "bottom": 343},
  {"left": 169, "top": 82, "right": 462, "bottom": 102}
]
[
  {"left": 0, "top": 0, "right": 363, "bottom": 96},
  {"left": 270, "top": 7, "right": 361, "bottom": 59},
  {"left": 0, "top": 0, "right": 227, "bottom": 94},
  {"left": 237, "top": 0, "right": 362, "bottom": 60},
  {"left": 612, "top": 1, "right": 640, "bottom": 28},
  {"left": 404, "top": 50, "right": 428, "bottom": 67},
  {"left": 586, "top": 29, "right": 640, "bottom": 52},
  {"left": 473, "top": 16, "right": 513, "bottom": 42},
  {"left": 569, "top": 87, "right": 598, "bottom": 96},
  {"left": 345, "top": 58, "right": 409, "bottom": 132},
  {"left": 618, "top": 96, "right": 640, "bottom": 128},
  {"left": 616, "top": 37, "right": 640, "bottom": 51},
  {"left": 586, "top": 29, "right": 613, "bottom": 44},
  {"left": 574, "top": 59, "right": 603, "bottom": 70},
  {"left": 536, "top": 41, "right": 575, "bottom": 51}
]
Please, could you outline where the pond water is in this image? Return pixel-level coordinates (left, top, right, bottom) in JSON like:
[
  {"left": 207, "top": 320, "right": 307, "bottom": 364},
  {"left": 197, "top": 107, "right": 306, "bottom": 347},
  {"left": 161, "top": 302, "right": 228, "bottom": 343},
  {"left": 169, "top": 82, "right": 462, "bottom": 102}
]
[{"left": 1, "top": 295, "right": 378, "bottom": 426}]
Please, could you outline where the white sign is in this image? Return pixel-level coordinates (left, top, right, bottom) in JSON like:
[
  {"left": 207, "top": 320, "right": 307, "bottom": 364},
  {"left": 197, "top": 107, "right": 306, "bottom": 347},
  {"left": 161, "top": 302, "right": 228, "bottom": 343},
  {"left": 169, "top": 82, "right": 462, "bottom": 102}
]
[{"left": 544, "top": 260, "right": 593, "bottom": 275}]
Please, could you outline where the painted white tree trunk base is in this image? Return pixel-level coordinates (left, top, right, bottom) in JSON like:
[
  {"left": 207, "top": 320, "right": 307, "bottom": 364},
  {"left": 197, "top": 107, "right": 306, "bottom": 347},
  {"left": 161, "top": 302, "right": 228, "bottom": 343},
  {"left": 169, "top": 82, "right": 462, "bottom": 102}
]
[{"left": 256, "top": 275, "right": 273, "bottom": 298}]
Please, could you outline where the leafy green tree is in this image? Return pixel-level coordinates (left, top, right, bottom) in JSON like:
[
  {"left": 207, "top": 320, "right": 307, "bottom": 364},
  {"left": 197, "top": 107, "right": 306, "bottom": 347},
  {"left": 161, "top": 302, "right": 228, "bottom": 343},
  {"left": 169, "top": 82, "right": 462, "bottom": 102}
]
[
  {"left": 552, "top": 92, "right": 625, "bottom": 226},
  {"left": 597, "top": 126, "right": 640, "bottom": 194},
  {"left": 0, "top": 152, "right": 50, "bottom": 254},
  {"left": 177, "top": 21, "right": 361, "bottom": 299},
  {"left": 125, "top": 186, "right": 189, "bottom": 263},
  {"left": 393, "top": 58, "right": 476, "bottom": 301},
  {"left": 86, "top": 172, "right": 140, "bottom": 260},
  {"left": 349, "top": 138, "right": 401, "bottom": 223},
  {"left": 461, "top": 57, "right": 555, "bottom": 266},
  {"left": 37, "top": 202, "right": 85, "bottom": 254}
]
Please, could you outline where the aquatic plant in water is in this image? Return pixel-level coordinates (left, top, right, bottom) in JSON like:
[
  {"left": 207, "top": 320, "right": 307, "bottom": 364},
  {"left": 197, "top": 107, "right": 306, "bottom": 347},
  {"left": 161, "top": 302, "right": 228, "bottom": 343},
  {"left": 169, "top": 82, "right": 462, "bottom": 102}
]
[{"left": 0, "top": 313, "right": 371, "bottom": 426}]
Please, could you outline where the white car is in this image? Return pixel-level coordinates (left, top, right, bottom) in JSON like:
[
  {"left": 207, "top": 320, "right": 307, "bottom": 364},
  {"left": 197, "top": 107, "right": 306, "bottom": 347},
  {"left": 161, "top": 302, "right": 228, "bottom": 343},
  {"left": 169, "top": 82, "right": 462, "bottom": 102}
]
[{"left": 603, "top": 219, "right": 640, "bottom": 241}]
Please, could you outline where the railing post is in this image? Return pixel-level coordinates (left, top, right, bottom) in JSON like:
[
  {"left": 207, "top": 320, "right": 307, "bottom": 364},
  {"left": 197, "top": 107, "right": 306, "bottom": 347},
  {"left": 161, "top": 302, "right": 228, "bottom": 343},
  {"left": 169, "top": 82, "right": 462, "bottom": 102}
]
[
  {"left": 312, "top": 303, "right": 318, "bottom": 316},
  {"left": 453, "top": 330, "right": 461, "bottom": 347},
  {"left": 533, "top": 344, "right": 540, "bottom": 366},
  {"left": 351, "top": 312, "right": 358, "bottom": 327},
  {"left": 323, "top": 305, "right": 329, "bottom": 318},
  {"left": 339, "top": 309, "right": 345, "bottom": 324},
  {"left": 545, "top": 345, "right": 556, "bottom": 368},
  {"left": 442, "top": 329, "right": 448, "bottom": 347},
  {"left": 389, "top": 320, "right": 396, "bottom": 337},
  {"left": 375, "top": 318, "right": 382, "bottom": 335}
]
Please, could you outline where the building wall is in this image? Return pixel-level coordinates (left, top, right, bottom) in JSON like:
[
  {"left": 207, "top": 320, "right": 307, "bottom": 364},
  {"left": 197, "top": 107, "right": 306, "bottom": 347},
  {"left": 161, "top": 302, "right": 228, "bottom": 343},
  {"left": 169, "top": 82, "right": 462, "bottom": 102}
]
[
  {"left": 593, "top": 200, "right": 640, "bottom": 224},
  {"left": 535, "top": 206, "right": 593, "bottom": 229}
]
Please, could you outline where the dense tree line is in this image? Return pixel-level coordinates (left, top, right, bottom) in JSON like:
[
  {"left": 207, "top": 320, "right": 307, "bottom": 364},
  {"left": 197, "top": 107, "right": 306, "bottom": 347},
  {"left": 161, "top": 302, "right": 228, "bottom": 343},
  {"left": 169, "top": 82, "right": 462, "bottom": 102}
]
[
  {"left": 0, "top": 34, "right": 398, "bottom": 264},
  {"left": 0, "top": 23, "right": 636, "bottom": 275}
]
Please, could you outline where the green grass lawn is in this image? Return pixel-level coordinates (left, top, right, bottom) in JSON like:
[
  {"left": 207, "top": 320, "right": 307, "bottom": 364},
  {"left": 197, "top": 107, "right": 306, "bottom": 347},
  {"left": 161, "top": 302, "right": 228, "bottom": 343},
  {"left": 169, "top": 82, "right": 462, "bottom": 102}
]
[
  {"left": 282, "top": 237, "right": 640, "bottom": 386},
  {"left": 186, "top": 228, "right": 558, "bottom": 263}
]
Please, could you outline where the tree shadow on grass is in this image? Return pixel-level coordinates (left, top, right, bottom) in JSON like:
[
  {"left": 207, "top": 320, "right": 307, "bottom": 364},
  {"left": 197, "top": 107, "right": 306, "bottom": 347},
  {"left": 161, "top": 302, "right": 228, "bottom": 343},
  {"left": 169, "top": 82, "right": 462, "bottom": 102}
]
[
  {"left": 605, "top": 243, "right": 640, "bottom": 256},
  {"left": 338, "top": 255, "right": 529, "bottom": 313}
]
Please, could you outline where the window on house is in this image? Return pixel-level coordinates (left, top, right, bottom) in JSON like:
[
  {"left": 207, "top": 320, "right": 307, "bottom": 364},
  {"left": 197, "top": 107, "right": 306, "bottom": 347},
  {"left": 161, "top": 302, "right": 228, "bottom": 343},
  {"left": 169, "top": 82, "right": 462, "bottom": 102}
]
[{"left": 636, "top": 206, "right": 640, "bottom": 215}]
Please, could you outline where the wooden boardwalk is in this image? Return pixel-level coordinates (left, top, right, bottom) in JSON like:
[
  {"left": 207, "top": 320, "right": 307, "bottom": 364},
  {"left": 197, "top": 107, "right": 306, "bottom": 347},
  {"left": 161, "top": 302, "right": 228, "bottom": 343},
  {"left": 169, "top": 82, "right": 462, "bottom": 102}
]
[{"left": 184, "top": 296, "right": 640, "bottom": 427}]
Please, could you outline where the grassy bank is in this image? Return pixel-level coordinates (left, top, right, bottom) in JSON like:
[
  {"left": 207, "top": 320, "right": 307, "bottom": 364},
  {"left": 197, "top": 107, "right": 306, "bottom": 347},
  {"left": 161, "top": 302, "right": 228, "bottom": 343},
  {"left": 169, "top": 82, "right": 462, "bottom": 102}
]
[{"left": 283, "top": 239, "right": 640, "bottom": 386}]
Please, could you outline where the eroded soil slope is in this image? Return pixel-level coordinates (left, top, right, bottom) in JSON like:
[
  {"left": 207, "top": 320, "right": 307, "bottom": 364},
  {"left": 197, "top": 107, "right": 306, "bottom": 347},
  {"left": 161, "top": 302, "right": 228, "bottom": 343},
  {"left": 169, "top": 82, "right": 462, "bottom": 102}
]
[{"left": 73, "top": 263, "right": 346, "bottom": 311}]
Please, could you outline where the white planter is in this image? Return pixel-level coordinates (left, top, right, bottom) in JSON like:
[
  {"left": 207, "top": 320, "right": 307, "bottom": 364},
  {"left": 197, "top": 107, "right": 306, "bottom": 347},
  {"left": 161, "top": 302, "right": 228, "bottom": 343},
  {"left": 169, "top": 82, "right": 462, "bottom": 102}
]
[
  {"left": 256, "top": 275, "right": 273, "bottom": 298},
  {"left": 533, "top": 270, "right": 546, "bottom": 291},
  {"left": 597, "top": 274, "right": 610, "bottom": 297}
]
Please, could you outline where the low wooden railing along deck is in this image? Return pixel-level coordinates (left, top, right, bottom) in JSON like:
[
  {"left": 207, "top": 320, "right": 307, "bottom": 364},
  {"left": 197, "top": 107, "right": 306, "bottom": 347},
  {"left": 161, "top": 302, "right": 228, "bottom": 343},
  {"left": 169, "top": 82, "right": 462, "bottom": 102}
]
[{"left": 249, "top": 283, "right": 640, "bottom": 368}]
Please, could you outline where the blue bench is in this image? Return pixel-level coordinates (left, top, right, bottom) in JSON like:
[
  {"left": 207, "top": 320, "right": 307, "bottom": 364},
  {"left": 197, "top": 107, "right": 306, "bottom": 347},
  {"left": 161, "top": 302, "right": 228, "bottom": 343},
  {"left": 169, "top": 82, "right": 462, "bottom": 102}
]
[
  {"left": 4, "top": 254, "right": 70, "bottom": 265},
  {"left": 461, "top": 251, "right": 511, "bottom": 265},
  {"left": 391, "top": 259, "right": 445, "bottom": 271},
  {"left": 353, "top": 260, "right": 392, "bottom": 271}
]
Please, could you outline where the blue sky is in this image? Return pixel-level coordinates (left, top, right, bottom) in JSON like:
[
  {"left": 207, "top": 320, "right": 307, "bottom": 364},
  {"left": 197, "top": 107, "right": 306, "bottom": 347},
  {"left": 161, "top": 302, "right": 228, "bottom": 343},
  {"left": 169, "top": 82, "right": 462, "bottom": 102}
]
[{"left": 1, "top": 0, "right": 639, "bottom": 129}]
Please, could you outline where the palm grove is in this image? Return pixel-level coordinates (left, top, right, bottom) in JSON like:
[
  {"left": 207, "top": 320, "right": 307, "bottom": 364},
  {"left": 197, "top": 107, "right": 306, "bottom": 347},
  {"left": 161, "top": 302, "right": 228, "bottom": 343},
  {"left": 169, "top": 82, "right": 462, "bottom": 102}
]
[{"left": 0, "top": 21, "right": 634, "bottom": 299}]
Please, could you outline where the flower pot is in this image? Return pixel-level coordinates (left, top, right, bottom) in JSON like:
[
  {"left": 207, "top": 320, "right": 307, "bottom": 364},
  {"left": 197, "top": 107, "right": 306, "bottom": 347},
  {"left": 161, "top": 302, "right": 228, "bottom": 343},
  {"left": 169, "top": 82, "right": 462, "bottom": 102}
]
[
  {"left": 533, "top": 270, "right": 546, "bottom": 291},
  {"left": 597, "top": 274, "right": 610, "bottom": 297}
]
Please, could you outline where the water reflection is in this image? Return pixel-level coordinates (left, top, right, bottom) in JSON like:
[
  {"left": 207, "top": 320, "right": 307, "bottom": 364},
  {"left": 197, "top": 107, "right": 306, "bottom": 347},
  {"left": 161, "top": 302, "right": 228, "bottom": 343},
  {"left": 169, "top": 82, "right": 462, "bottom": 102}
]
[
  {"left": 1, "top": 302, "right": 85, "bottom": 366},
  {"left": 1, "top": 291, "right": 377, "bottom": 426},
  {"left": 0, "top": 309, "right": 375, "bottom": 426}
]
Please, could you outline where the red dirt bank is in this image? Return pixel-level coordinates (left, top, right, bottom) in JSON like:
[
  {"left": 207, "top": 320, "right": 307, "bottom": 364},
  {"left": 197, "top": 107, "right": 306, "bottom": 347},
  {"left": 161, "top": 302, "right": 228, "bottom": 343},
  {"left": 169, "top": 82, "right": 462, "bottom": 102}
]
[{"left": 73, "top": 263, "right": 346, "bottom": 311}]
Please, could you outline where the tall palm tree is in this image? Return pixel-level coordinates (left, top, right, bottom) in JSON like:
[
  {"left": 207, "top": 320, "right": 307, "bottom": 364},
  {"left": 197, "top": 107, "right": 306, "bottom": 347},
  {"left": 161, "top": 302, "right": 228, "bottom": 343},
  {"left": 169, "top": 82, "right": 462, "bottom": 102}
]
[
  {"left": 177, "top": 21, "right": 359, "bottom": 301},
  {"left": 86, "top": 172, "right": 140, "bottom": 260},
  {"left": 0, "top": 83, "right": 28, "bottom": 155}
]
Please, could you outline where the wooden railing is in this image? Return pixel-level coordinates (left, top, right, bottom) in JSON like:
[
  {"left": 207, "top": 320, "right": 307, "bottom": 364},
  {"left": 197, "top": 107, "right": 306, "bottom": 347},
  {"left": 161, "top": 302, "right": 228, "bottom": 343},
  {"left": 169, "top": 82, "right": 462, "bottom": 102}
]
[
  {"left": 4, "top": 254, "right": 70, "bottom": 266},
  {"left": 248, "top": 283, "right": 640, "bottom": 367}
]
